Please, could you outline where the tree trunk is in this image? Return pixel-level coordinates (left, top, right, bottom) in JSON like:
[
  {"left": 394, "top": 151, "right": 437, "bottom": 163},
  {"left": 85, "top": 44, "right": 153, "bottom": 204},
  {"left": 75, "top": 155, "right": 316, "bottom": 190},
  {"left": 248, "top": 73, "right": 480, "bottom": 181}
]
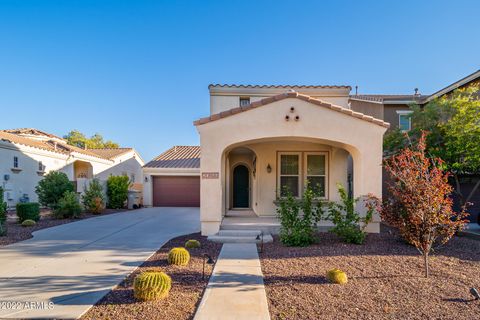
[{"left": 423, "top": 253, "right": 429, "bottom": 278}]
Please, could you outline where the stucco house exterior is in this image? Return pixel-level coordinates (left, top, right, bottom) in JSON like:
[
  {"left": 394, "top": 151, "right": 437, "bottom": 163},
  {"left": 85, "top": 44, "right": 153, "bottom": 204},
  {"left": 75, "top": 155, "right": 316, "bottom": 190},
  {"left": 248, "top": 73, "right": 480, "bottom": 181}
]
[{"left": 0, "top": 128, "right": 144, "bottom": 208}]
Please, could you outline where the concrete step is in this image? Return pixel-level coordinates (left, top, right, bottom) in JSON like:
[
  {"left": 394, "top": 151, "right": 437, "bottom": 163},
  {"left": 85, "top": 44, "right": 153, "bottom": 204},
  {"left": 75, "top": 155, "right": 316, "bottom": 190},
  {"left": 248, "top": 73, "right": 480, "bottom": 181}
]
[
  {"left": 208, "top": 233, "right": 273, "bottom": 244},
  {"left": 217, "top": 229, "right": 262, "bottom": 237}
]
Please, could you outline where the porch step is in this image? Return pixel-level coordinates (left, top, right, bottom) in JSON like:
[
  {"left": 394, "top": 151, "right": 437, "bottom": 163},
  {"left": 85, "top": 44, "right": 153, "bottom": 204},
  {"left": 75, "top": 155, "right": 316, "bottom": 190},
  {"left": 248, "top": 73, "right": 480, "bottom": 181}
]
[{"left": 208, "top": 231, "right": 273, "bottom": 244}]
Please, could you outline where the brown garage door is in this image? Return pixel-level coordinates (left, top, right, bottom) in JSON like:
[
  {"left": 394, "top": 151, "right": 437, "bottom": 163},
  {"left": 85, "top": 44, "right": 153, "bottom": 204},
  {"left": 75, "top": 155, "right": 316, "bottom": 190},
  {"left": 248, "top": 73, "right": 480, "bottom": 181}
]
[{"left": 152, "top": 176, "right": 200, "bottom": 207}]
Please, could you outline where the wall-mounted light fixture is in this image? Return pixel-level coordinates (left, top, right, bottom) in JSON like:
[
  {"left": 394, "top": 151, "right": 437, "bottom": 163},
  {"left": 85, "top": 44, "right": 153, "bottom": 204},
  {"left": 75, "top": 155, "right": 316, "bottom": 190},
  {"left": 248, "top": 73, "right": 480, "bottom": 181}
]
[
  {"left": 144, "top": 176, "right": 149, "bottom": 182},
  {"left": 266, "top": 164, "right": 272, "bottom": 173}
]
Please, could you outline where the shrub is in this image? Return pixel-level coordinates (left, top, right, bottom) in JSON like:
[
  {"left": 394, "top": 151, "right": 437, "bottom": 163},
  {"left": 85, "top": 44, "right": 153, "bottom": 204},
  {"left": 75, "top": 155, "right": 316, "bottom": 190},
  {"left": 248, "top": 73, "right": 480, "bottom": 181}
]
[
  {"left": 326, "top": 268, "right": 348, "bottom": 284},
  {"left": 53, "top": 191, "right": 82, "bottom": 219},
  {"left": 276, "top": 183, "right": 323, "bottom": 246},
  {"left": 185, "top": 239, "right": 201, "bottom": 249},
  {"left": 134, "top": 271, "right": 171, "bottom": 301},
  {"left": 16, "top": 203, "right": 40, "bottom": 222},
  {"left": 324, "top": 184, "right": 375, "bottom": 244},
  {"left": 106, "top": 175, "right": 130, "bottom": 209},
  {"left": 21, "top": 219, "right": 36, "bottom": 227},
  {"left": 82, "top": 179, "right": 105, "bottom": 214},
  {"left": 35, "top": 171, "right": 73, "bottom": 209},
  {"left": 167, "top": 247, "right": 190, "bottom": 266},
  {"left": 0, "top": 187, "right": 7, "bottom": 236}
]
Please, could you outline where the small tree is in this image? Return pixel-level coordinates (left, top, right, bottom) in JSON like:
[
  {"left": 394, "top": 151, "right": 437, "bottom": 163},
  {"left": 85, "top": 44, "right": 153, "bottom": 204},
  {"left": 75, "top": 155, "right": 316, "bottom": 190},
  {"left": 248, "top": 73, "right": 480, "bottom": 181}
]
[
  {"left": 107, "top": 175, "right": 130, "bottom": 209},
  {"left": 82, "top": 179, "right": 106, "bottom": 214},
  {"left": 35, "top": 171, "right": 74, "bottom": 209},
  {"left": 380, "top": 132, "right": 468, "bottom": 277}
]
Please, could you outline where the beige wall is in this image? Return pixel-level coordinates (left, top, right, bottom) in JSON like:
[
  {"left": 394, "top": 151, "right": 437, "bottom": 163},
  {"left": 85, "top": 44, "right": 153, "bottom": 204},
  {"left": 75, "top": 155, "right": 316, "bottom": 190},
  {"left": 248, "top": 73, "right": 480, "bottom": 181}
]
[
  {"left": 197, "top": 96, "right": 386, "bottom": 235},
  {"left": 226, "top": 141, "right": 349, "bottom": 217},
  {"left": 384, "top": 104, "right": 411, "bottom": 130}
]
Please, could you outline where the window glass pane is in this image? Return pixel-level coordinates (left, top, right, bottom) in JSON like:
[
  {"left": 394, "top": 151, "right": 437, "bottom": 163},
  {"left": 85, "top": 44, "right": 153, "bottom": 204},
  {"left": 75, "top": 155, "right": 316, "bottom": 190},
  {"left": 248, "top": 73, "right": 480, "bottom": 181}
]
[
  {"left": 307, "top": 155, "right": 325, "bottom": 175},
  {"left": 399, "top": 114, "right": 411, "bottom": 131},
  {"left": 307, "top": 176, "right": 325, "bottom": 197},
  {"left": 280, "top": 176, "right": 299, "bottom": 197},
  {"left": 281, "top": 154, "right": 299, "bottom": 175}
]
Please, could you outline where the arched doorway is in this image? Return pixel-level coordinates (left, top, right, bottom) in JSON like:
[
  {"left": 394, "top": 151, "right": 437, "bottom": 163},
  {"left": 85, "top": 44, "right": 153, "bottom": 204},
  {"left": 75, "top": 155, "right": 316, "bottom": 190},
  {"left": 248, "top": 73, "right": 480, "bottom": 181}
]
[{"left": 233, "top": 165, "right": 249, "bottom": 208}]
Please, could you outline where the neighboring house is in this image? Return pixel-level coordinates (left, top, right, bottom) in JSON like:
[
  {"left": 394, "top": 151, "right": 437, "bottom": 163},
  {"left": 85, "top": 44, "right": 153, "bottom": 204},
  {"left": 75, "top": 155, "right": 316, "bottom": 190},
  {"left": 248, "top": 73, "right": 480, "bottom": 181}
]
[{"left": 0, "top": 128, "right": 144, "bottom": 207}]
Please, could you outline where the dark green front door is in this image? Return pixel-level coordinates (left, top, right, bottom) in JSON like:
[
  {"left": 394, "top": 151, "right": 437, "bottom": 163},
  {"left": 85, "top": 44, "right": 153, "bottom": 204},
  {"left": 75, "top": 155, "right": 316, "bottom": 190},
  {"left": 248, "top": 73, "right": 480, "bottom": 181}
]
[{"left": 233, "top": 165, "right": 249, "bottom": 208}]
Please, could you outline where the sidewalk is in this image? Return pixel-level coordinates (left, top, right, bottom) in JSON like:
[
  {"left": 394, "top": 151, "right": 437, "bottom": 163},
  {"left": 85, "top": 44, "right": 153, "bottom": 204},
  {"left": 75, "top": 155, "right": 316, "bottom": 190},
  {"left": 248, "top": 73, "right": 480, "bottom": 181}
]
[{"left": 194, "top": 243, "right": 270, "bottom": 320}]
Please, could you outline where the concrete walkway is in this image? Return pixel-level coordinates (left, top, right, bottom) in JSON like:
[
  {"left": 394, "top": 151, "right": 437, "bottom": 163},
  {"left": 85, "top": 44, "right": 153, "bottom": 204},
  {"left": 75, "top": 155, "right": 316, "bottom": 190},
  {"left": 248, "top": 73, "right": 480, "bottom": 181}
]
[
  {"left": 0, "top": 207, "right": 199, "bottom": 319},
  {"left": 194, "top": 243, "right": 270, "bottom": 320}
]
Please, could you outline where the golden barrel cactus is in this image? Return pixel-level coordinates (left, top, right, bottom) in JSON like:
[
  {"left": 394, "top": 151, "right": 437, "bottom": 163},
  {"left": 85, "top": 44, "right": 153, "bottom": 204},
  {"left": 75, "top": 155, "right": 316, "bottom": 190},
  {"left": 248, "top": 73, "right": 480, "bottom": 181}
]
[
  {"left": 168, "top": 247, "right": 190, "bottom": 266},
  {"left": 134, "top": 271, "right": 171, "bottom": 301},
  {"left": 326, "top": 268, "right": 348, "bottom": 284},
  {"left": 185, "top": 239, "right": 201, "bottom": 249}
]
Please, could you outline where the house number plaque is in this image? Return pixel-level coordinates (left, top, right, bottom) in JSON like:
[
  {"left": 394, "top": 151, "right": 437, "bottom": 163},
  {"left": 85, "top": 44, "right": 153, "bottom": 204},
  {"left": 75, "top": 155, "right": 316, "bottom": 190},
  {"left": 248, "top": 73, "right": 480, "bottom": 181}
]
[{"left": 202, "top": 172, "right": 219, "bottom": 179}]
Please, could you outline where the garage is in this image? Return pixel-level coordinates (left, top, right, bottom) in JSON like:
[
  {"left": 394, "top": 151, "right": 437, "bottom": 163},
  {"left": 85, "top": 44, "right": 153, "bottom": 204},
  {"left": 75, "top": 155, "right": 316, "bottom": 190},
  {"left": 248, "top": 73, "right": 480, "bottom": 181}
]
[{"left": 152, "top": 176, "right": 200, "bottom": 207}]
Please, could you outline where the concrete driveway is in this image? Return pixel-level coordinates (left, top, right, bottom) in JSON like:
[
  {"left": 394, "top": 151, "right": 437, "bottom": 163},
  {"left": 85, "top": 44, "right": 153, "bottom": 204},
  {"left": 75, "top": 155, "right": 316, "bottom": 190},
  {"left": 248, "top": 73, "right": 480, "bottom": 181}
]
[{"left": 0, "top": 207, "right": 199, "bottom": 319}]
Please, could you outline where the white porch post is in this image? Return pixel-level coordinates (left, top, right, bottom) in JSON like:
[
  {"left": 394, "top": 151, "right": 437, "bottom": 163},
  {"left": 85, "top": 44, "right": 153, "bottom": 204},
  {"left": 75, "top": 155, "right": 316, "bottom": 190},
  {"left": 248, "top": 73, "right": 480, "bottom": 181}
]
[{"left": 200, "top": 141, "right": 224, "bottom": 236}]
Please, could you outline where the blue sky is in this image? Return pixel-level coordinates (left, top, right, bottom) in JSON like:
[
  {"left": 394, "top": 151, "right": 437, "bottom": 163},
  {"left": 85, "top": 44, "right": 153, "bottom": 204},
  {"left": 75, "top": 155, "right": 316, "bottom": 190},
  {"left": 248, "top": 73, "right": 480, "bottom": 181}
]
[{"left": 0, "top": 0, "right": 478, "bottom": 161}]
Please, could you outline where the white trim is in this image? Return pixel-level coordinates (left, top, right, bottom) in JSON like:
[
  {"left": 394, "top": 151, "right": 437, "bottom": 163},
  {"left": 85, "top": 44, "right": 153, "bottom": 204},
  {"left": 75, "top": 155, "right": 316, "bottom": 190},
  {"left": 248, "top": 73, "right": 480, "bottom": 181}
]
[
  {"left": 303, "top": 151, "right": 328, "bottom": 199},
  {"left": 277, "top": 152, "right": 302, "bottom": 198},
  {"left": 396, "top": 110, "right": 413, "bottom": 115}
]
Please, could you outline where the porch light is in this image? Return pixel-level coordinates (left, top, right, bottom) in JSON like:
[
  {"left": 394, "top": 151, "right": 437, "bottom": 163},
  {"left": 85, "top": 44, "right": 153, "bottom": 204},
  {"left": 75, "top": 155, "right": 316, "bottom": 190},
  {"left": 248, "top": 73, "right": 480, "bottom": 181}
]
[{"left": 266, "top": 164, "right": 272, "bottom": 173}]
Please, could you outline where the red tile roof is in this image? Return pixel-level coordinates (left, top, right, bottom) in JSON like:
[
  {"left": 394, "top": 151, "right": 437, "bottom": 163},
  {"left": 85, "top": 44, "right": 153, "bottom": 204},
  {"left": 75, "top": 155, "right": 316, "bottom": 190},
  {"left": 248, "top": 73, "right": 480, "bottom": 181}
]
[
  {"left": 144, "top": 146, "right": 200, "bottom": 169},
  {"left": 209, "top": 84, "right": 351, "bottom": 89},
  {"left": 194, "top": 91, "right": 390, "bottom": 128}
]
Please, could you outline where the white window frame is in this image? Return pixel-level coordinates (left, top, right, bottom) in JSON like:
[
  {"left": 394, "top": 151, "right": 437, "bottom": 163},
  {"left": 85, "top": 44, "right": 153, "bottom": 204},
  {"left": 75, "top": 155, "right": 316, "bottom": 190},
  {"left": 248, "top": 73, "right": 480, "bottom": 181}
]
[
  {"left": 277, "top": 152, "right": 302, "bottom": 198},
  {"left": 397, "top": 110, "right": 413, "bottom": 132},
  {"left": 303, "top": 152, "right": 328, "bottom": 199}
]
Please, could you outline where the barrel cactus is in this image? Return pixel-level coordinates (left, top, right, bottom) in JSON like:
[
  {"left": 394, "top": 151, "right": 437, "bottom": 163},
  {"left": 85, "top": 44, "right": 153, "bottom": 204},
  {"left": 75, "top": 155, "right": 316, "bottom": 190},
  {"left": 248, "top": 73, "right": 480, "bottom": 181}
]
[
  {"left": 185, "top": 239, "right": 201, "bottom": 249},
  {"left": 168, "top": 247, "right": 190, "bottom": 266},
  {"left": 21, "top": 219, "right": 37, "bottom": 227},
  {"left": 134, "top": 271, "right": 171, "bottom": 301},
  {"left": 326, "top": 268, "right": 348, "bottom": 284}
]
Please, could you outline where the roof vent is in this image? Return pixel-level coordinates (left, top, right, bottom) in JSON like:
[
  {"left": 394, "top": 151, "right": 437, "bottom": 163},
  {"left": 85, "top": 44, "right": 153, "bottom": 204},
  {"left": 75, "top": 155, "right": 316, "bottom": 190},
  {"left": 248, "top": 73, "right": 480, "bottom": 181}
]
[{"left": 414, "top": 88, "right": 420, "bottom": 96}]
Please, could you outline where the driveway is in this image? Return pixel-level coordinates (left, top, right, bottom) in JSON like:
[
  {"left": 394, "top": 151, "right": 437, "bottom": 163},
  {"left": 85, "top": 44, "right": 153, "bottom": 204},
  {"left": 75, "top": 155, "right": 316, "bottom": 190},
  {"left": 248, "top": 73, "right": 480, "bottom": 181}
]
[{"left": 0, "top": 207, "right": 200, "bottom": 319}]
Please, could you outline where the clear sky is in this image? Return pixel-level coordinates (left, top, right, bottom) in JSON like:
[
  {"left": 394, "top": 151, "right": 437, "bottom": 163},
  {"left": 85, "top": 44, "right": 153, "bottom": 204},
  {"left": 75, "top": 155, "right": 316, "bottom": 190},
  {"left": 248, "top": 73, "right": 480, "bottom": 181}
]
[{"left": 0, "top": 0, "right": 478, "bottom": 161}]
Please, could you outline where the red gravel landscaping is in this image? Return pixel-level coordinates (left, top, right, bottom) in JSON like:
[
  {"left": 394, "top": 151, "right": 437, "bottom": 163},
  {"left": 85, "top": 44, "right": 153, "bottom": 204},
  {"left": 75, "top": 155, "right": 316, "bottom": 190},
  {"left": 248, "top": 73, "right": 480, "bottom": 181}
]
[
  {"left": 81, "top": 233, "right": 222, "bottom": 320},
  {"left": 260, "top": 227, "right": 480, "bottom": 320},
  {"left": 0, "top": 208, "right": 127, "bottom": 246}
]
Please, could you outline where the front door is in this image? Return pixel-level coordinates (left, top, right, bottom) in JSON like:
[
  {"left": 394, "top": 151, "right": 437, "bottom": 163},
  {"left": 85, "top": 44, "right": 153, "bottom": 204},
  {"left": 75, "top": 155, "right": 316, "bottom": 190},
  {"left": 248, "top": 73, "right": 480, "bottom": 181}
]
[{"left": 233, "top": 165, "right": 249, "bottom": 208}]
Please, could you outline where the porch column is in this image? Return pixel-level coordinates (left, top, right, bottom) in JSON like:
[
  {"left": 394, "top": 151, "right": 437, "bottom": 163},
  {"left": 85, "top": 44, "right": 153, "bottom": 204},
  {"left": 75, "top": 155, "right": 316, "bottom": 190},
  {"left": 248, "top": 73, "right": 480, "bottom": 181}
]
[
  {"left": 352, "top": 138, "right": 383, "bottom": 233},
  {"left": 200, "top": 141, "right": 225, "bottom": 235}
]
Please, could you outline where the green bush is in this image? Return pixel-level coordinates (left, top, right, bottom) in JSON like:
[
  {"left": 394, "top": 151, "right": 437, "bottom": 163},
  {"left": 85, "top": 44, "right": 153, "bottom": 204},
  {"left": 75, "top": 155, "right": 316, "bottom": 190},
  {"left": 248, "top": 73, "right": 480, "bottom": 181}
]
[
  {"left": 134, "top": 271, "right": 171, "bottom": 301},
  {"left": 53, "top": 191, "right": 82, "bottom": 219},
  {"left": 326, "top": 268, "right": 348, "bottom": 284},
  {"left": 16, "top": 203, "right": 40, "bottom": 223},
  {"left": 185, "top": 239, "right": 201, "bottom": 249},
  {"left": 0, "top": 187, "right": 7, "bottom": 236},
  {"left": 276, "top": 183, "right": 324, "bottom": 246},
  {"left": 324, "top": 184, "right": 374, "bottom": 244},
  {"left": 35, "top": 171, "right": 73, "bottom": 209},
  {"left": 82, "top": 179, "right": 105, "bottom": 214},
  {"left": 106, "top": 175, "right": 130, "bottom": 209},
  {"left": 167, "top": 247, "right": 190, "bottom": 266},
  {"left": 21, "top": 219, "right": 37, "bottom": 227}
]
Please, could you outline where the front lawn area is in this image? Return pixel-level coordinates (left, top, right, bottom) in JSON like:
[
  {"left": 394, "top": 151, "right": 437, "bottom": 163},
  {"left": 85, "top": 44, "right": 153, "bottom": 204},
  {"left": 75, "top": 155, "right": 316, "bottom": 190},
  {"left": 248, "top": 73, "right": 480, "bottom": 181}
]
[
  {"left": 260, "top": 227, "right": 480, "bottom": 320},
  {"left": 0, "top": 208, "right": 127, "bottom": 246},
  {"left": 81, "top": 233, "right": 222, "bottom": 320}
]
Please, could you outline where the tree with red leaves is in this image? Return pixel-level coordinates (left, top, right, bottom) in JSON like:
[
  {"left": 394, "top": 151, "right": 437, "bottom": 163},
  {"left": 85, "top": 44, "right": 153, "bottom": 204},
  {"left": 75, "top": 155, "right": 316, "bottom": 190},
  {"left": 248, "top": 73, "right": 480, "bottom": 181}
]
[{"left": 379, "top": 131, "right": 469, "bottom": 278}]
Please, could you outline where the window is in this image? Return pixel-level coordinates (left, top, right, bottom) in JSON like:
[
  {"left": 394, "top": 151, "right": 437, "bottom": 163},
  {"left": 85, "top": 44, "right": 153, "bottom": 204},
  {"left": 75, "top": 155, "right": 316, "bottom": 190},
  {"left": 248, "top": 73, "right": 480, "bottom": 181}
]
[
  {"left": 38, "top": 161, "right": 44, "bottom": 171},
  {"left": 278, "top": 152, "right": 328, "bottom": 199},
  {"left": 397, "top": 110, "right": 413, "bottom": 131},
  {"left": 13, "top": 156, "right": 18, "bottom": 168},
  {"left": 239, "top": 97, "right": 250, "bottom": 107},
  {"left": 279, "top": 153, "right": 301, "bottom": 197},
  {"left": 304, "top": 153, "right": 326, "bottom": 197}
]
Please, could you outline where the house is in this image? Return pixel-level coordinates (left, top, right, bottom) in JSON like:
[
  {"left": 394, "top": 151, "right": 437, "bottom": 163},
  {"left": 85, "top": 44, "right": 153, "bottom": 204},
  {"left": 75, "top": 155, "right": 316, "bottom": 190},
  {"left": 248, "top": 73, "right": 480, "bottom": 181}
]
[
  {"left": 144, "top": 85, "right": 389, "bottom": 236},
  {"left": 0, "top": 128, "right": 144, "bottom": 207}
]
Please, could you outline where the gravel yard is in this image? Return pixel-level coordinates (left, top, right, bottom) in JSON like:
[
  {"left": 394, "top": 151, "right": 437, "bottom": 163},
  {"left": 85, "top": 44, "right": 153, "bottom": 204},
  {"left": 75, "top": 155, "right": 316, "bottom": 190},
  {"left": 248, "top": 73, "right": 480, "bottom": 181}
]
[
  {"left": 260, "top": 227, "right": 480, "bottom": 320},
  {"left": 81, "top": 233, "right": 222, "bottom": 320},
  {"left": 0, "top": 208, "right": 127, "bottom": 246}
]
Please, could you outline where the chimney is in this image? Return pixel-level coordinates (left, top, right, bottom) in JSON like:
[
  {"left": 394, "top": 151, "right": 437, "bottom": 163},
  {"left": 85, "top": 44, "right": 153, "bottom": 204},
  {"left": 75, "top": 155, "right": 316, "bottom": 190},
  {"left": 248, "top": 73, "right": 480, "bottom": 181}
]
[
  {"left": 414, "top": 88, "right": 420, "bottom": 96},
  {"left": 355, "top": 85, "right": 358, "bottom": 95}
]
